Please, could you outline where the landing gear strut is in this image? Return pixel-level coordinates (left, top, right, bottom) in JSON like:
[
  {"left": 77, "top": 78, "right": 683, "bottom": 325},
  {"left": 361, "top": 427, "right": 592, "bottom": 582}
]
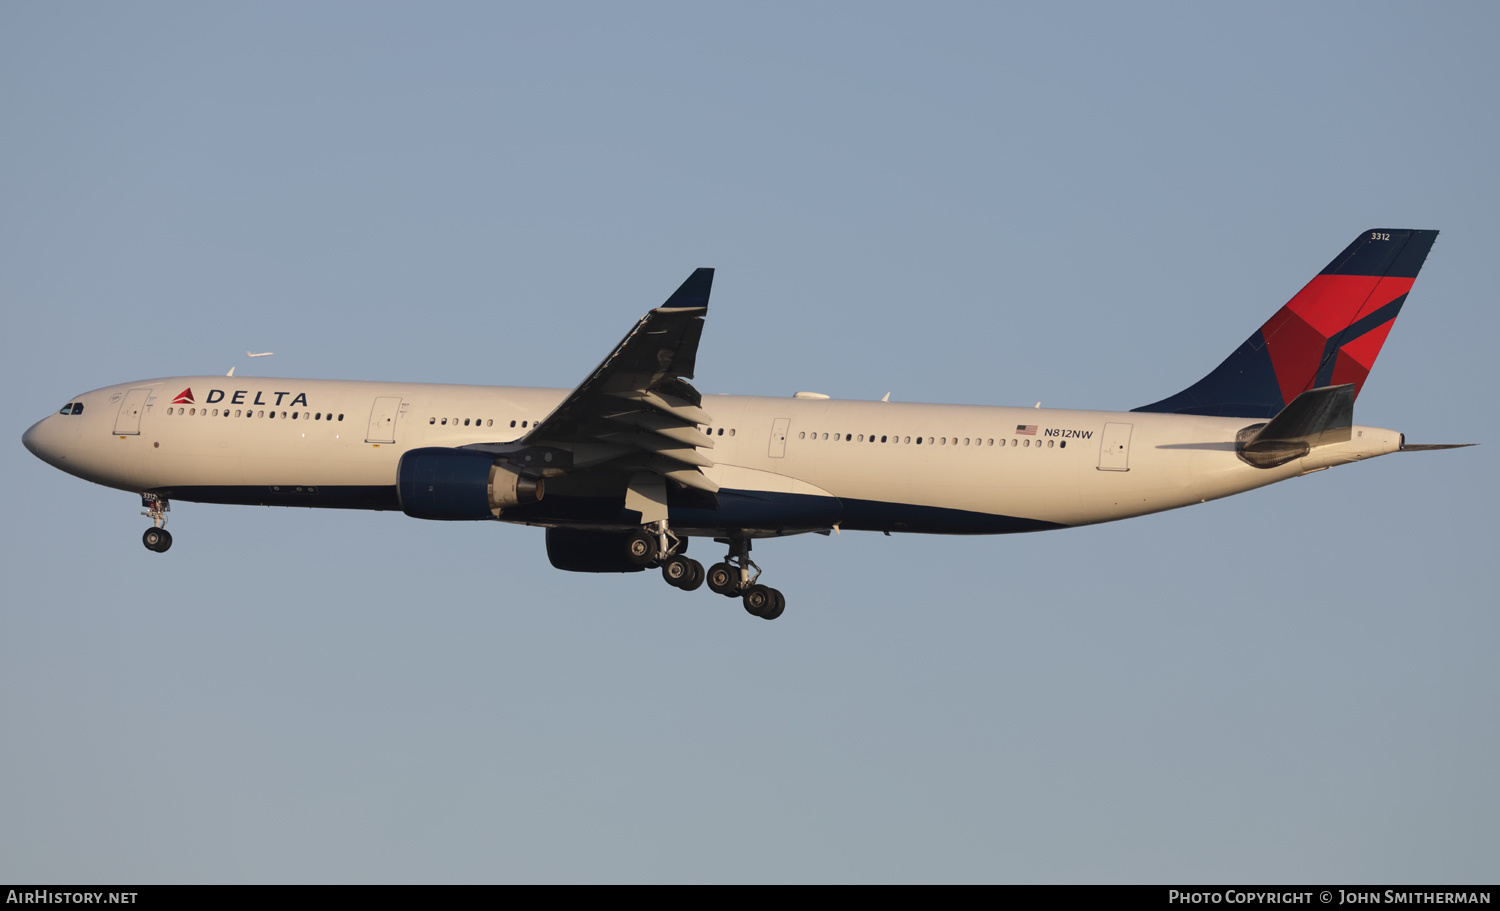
[
  {"left": 141, "top": 493, "right": 172, "bottom": 553},
  {"left": 709, "top": 537, "right": 785, "bottom": 620}
]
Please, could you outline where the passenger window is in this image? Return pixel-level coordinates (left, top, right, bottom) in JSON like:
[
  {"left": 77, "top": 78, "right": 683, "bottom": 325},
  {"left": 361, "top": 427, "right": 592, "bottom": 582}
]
[
  {"left": 510, "top": 420, "right": 517, "bottom": 427},
  {"left": 465, "top": 419, "right": 471, "bottom": 426},
  {"left": 729, "top": 429, "right": 735, "bottom": 436},
  {"left": 798, "top": 432, "right": 805, "bottom": 439},
  {"left": 486, "top": 419, "right": 493, "bottom": 427},
  {"left": 1060, "top": 440, "right": 1066, "bottom": 449},
  {"left": 338, "top": 414, "right": 344, "bottom": 421}
]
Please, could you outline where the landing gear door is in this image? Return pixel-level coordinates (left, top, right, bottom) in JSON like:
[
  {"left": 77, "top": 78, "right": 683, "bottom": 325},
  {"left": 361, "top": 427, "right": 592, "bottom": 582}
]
[
  {"left": 113, "top": 387, "right": 153, "bottom": 435},
  {"left": 768, "top": 418, "right": 790, "bottom": 458},
  {"left": 1098, "top": 422, "right": 1133, "bottom": 471},
  {"left": 365, "top": 396, "right": 403, "bottom": 444}
]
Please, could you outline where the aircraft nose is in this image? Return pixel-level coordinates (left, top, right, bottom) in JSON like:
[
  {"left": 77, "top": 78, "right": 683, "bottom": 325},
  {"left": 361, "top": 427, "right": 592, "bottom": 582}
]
[{"left": 22, "top": 417, "right": 60, "bottom": 466}]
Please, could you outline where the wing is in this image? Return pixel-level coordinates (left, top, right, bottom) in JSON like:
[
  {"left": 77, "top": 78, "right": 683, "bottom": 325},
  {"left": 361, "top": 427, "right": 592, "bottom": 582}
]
[{"left": 474, "top": 268, "right": 720, "bottom": 495}]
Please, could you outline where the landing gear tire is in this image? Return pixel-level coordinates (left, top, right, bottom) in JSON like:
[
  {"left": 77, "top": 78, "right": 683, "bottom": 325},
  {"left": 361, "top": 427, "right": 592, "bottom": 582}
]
[
  {"left": 661, "top": 555, "right": 692, "bottom": 588},
  {"left": 663, "top": 556, "right": 707, "bottom": 591},
  {"left": 763, "top": 588, "right": 785, "bottom": 620},
  {"left": 743, "top": 584, "right": 785, "bottom": 619},
  {"left": 707, "top": 562, "right": 739, "bottom": 597},
  {"left": 680, "top": 559, "right": 705, "bottom": 592},
  {"left": 625, "top": 530, "right": 658, "bottom": 567},
  {"left": 142, "top": 528, "right": 173, "bottom": 553}
]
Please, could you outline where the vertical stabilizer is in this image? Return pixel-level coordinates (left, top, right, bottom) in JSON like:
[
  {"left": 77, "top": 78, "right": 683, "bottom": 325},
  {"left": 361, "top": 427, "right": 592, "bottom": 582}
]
[{"left": 1134, "top": 229, "right": 1438, "bottom": 418}]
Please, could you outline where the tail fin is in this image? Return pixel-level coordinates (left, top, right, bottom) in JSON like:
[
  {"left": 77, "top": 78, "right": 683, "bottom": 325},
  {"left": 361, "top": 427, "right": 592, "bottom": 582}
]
[{"left": 1134, "top": 229, "right": 1438, "bottom": 418}]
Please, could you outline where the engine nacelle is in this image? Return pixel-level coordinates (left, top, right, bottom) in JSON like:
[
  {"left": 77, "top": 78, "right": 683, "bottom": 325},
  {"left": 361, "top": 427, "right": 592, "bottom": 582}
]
[
  {"left": 398, "top": 447, "right": 543, "bottom": 520},
  {"left": 545, "top": 528, "right": 646, "bottom": 573}
]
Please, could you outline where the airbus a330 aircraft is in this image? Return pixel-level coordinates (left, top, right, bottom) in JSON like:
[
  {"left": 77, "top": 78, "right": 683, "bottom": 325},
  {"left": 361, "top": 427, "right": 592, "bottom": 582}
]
[{"left": 24, "top": 229, "right": 1468, "bottom": 620}]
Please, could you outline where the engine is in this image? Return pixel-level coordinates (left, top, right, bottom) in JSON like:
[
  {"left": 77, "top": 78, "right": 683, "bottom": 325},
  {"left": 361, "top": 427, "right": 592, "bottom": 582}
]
[
  {"left": 545, "top": 528, "right": 647, "bottom": 573},
  {"left": 397, "top": 447, "right": 543, "bottom": 520}
]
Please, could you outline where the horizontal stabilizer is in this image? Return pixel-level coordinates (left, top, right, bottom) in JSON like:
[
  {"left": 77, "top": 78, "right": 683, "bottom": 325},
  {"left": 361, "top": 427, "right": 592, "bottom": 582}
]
[
  {"left": 1237, "top": 384, "right": 1354, "bottom": 468},
  {"left": 1400, "top": 442, "right": 1476, "bottom": 452}
]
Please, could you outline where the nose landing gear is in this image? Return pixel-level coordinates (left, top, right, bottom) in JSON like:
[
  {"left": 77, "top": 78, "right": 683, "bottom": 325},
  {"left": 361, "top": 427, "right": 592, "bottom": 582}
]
[{"left": 141, "top": 493, "right": 172, "bottom": 553}]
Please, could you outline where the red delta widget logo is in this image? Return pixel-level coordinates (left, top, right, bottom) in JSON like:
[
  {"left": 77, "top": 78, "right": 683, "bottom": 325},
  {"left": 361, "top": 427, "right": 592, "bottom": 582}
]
[{"left": 171, "top": 387, "right": 311, "bottom": 408}]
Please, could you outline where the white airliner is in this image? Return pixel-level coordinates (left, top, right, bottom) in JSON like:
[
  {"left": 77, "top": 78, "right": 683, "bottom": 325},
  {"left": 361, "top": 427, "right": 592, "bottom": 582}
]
[{"left": 23, "top": 229, "right": 1468, "bottom": 620}]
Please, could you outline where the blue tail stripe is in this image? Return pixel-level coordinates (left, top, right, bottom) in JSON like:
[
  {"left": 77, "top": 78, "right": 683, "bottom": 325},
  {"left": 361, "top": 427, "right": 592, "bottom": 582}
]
[{"left": 1312, "top": 295, "right": 1407, "bottom": 389}]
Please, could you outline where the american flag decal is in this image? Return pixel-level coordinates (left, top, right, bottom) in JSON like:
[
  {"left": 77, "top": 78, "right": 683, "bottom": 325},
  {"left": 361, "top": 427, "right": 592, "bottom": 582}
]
[{"left": 1015, "top": 424, "right": 1036, "bottom": 435}]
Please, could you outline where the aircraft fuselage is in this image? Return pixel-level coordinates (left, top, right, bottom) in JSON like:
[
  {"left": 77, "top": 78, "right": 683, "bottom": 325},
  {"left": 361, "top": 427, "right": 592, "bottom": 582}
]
[{"left": 23, "top": 374, "right": 1402, "bottom": 538}]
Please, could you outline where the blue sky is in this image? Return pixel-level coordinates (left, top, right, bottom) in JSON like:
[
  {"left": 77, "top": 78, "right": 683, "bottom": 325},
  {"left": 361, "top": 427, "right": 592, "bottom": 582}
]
[{"left": 3, "top": 2, "right": 1495, "bottom": 883}]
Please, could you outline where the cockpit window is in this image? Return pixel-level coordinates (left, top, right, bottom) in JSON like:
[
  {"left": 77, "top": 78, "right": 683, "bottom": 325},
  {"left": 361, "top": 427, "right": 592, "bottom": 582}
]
[
  {"left": 72, "top": 403, "right": 83, "bottom": 415},
  {"left": 58, "top": 403, "right": 76, "bottom": 415}
]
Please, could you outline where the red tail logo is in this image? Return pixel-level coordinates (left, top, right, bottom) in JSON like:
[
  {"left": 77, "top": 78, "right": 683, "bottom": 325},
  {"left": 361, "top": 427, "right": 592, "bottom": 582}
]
[{"left": 172, "top": 388, "right": 195, "bottom": 404}]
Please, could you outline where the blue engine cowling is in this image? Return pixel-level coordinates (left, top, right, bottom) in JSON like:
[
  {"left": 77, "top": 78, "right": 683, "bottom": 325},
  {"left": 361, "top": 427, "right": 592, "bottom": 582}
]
[{"left": 397, "top": 447, "right": 543, "bottom": 520}]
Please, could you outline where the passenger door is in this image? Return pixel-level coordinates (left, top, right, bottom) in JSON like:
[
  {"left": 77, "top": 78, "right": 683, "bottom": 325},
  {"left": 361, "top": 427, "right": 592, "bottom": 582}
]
[
  {"left": 365, "top": 396, "right": 403, "bottom": 444},
  {"left": 112, "top": 387, "right": 153, "bottom": 435}
]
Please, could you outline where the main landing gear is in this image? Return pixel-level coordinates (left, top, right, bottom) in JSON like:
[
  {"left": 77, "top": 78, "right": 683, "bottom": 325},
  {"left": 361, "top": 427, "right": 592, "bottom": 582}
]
[
  {"left": 708, "top": 537, "right": 785, "bottom": 621},
  {"left": 625, "top": 523, "right": 705, "bottom": 592},
  {"left": 141, "top": 493, "right": 172, "bottom": 553},
  {"left": 624, "top": 526, "right": 785, "bottom": 619}
]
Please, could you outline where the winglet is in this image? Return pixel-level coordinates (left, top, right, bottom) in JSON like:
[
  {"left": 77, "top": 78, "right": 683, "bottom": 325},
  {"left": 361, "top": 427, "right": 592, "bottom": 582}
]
[{"left": 658, "top": 268, "right": 714, "bottom": 312}]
